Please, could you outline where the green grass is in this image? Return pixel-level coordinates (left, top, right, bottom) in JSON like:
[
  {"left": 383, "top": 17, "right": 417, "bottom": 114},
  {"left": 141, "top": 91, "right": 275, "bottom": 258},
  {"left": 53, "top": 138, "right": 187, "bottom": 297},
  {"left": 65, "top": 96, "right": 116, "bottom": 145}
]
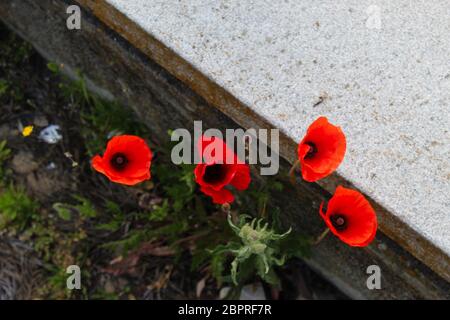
[
  {"left": 0, "top": 24, "right": 32, "bottom": 104},
  {"left": 47, "top": 62, "right": 150, "bottom": 156},
  {"left": 0, "top": 79, "right": 9, "bottom": 97},
  {"left": 46, "top": 62, "right": 311, "bottom": 290},
  {"left": 0, "top": 184, "right": 39, "bottom": 231},
  {"left": 0, "top": 184, "right": 89, "bottom": 298},
  {"left": 0, "top": 140, "right": 11, "bottom": 181},
  {"left": 0, "top": 51, "right": 311, "bottom": 299}
]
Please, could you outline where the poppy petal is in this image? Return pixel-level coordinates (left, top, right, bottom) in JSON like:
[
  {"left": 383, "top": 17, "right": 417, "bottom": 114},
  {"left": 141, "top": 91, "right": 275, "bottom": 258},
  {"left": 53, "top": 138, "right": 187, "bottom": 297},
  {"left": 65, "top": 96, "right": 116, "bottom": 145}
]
[
  {"left": 92, "top": 155, "right": 107, "bottom": 175},
  {"left": 194, "top": 163, "right": 237, "bottom": 191},
  {"left": 298, "top": 117, "right": 346, "bottom": 182},
  {"left": 230, "top": 164, "right": 251, "bottom": 190},
  {"left": 91, "top": 135, "right": 152, "bottom": 186},
  {"left": 200, "top": 185, "right": 234, "bottom": 204},
  {"left": 99, "top": 169, "right": 151, "bottom": 186},
  {"left": 198, "top": 135, "right": 237, "bottom": 165},
  {"left": 320, "top": 186, "right": 377, "bottom": 247},
  {"left": 195, "top": 135, "right": 251, "bottom": 204},
  {"left": 104, "top": 135, "right": 152, "bottom": 178}
]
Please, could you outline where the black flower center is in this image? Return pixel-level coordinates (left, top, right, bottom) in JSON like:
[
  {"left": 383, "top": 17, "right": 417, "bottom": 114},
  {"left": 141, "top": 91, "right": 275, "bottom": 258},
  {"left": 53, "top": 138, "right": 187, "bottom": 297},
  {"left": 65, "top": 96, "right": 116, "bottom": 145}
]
[
  {"left": 304, "top": 142, "right": 318, "bottom": 159},
  {"left": 330, "top": 214, "right": 347, "bottom": 231},
  {"left": 203, "top": 164, "right": 228, "bottom": 184},
  {"left": 110, "top": 153, "right": 128, "bottom": 171}
]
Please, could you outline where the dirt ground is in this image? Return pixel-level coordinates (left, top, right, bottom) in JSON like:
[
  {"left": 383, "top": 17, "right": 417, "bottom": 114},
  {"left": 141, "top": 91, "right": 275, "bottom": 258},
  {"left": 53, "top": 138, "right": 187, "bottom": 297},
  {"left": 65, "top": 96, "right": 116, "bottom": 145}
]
[{"left": 0, "top": 21, "right": 347, "bottom": 300}]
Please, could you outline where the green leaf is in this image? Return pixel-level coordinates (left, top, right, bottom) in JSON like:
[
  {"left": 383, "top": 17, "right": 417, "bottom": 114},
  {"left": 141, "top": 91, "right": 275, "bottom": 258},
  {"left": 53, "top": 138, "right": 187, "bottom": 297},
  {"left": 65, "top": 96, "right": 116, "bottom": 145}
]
[
  {"left": 277, "top": 232, "right": 311, "bottom": 259},
  {"left": 0, "top": 184, "right": 39, "bottom": 230},
  {"left": 96, "top": 220, "right": 121, "bottom": 232},
  {"left": 211, "top": 251, "right": 227, "bottom": 285},
  {"left": 0, "top": 140, "right": 11, "bottom": 161},
  {"left": 53, "top": 203, "right": 72, "bottom": 221},
  {"left": 105, "top": 200, "right": 122, "bottom": 216},
  {"left": 149, "top": 199, "right": 169, "bottom": 221},
  {"left": 258, "top": 265, "right": 280, "bottom": 287},
  {"left": 47, "top": 62, "right": 59, "bottom": 73},
  {"left": 0, "top": 79, "right": 9, "bottom": 96},
  {"left": 231, "top": 258, "right": 239, "bottom": 285},
  {"left": 73, "top": 195, "right": 97, "bottom": 218}
]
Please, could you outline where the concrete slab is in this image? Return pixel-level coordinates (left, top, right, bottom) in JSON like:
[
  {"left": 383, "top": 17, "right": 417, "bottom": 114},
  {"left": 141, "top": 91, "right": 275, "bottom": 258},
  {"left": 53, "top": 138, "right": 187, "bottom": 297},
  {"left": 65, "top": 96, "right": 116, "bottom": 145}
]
[{"left": 80, "top": 0, "right": 450, "bottom": 278}]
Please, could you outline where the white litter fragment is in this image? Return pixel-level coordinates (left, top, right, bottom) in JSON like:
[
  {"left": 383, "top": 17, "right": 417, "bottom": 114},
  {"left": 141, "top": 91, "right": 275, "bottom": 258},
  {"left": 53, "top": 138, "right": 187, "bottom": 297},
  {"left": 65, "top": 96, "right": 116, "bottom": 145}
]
[
  {"left": 45, "top": 162, "right": 57, "bottom": 170},
  {"left": 219, "top": 283, "right": 266, "bottom": 300},
  {"left": 219, "top": 287, "right": 231, "bottom": 300},
  {"left": 64, "top": 152, "right": 78, "bottom": 167},
  {"left": 39, "top": 125, "right": 62, "bottom": 144},
  {"left": 239, "top": 283, "right": 266, "bottom": 300},
  {"left": 17, "top": 120, "right": 24, "bottom": 133}
]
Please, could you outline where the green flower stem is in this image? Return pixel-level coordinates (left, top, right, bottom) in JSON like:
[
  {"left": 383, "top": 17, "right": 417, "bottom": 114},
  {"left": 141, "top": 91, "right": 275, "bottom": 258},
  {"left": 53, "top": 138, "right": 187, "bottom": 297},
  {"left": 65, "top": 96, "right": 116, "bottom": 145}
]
[
  {"left": 288, "top": 160, "right": 300, "bottom": 186},
  {"left": 313, "top": 228, "right": 330, "bottom": 245}
]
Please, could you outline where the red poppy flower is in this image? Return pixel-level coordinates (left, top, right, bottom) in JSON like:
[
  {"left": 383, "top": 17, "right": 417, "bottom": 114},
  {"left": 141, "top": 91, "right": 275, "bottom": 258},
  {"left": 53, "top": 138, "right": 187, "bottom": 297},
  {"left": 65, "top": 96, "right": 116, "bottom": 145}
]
[
  {"left": 297, "top": 117, "right": 346, "bottom": 182},
  {"left": 319, "top": 186, "right": 377, "bottom": 247},
  {"left": 194, "top": 135, "right": 250, "bottom": 204},
  {"left": 92, "top": 135, "right": 152, "bottom": 186}
]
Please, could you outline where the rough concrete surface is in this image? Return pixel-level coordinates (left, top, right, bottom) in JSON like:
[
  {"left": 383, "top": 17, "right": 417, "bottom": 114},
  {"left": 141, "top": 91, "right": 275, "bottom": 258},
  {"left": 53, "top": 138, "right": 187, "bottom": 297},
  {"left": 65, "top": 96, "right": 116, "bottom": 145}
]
[{"left": 99, "top": 0, "right": 450, "bottom": 269}]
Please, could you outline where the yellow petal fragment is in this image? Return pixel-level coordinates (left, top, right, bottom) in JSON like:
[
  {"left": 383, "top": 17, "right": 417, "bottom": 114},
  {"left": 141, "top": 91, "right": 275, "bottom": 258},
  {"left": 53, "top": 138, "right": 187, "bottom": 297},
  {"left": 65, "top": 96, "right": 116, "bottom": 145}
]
[{"left": 22, "top": 125, "right": 34, "bottom": 137}]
